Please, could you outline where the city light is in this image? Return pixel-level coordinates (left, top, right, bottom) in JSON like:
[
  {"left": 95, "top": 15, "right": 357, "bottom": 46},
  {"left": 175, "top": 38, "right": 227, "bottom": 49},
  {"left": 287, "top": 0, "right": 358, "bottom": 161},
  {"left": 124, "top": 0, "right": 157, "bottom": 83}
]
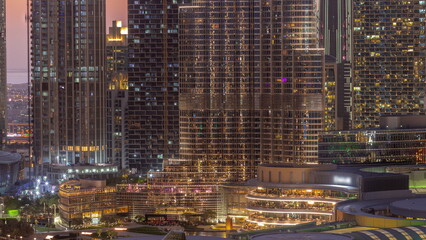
[
  {"left": 114, "top": 227, "right": 128, "bottom": 231},
  {"left": 3, "top": 0, "right": 426, "bottom": 237}
]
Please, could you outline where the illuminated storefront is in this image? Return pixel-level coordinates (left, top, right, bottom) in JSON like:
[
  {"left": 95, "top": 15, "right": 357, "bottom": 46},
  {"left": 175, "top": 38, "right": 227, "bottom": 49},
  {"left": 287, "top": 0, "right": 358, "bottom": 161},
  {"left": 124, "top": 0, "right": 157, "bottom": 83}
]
[
  {"left": 244, "top": 165, "right": 358, "bottom": 229},
  {"left": 242, "top": 164, "right": 408, "bottom": 230},
  {"left": 59, "top": 179, "right": 128, "bottom": 226}
]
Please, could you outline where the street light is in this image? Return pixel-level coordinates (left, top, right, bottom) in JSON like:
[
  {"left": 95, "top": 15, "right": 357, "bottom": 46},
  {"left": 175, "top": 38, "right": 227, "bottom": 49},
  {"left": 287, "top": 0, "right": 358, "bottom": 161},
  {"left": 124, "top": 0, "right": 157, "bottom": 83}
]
[
  {"left": 47, "top": 204, "right": 57, "bottom": 228},
  {"left": 20, "top": 206, "right": 25, "bottom": 221},
  {"left": 51, "top": 204, "right": 57, "bottom": 217}
]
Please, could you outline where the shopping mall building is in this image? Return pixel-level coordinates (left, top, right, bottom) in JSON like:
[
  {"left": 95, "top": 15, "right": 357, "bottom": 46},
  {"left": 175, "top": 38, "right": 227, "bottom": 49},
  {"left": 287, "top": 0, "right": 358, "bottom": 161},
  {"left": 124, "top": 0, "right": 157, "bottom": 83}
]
[
  {"left": 223, "top": 163, "right": 411, "bottom": 229},
  {"left": 59, "top": 163, "right": 426, "bottom": 230},
  {"left": 58, "top": 179, "right": 128, "bottom": 226}
]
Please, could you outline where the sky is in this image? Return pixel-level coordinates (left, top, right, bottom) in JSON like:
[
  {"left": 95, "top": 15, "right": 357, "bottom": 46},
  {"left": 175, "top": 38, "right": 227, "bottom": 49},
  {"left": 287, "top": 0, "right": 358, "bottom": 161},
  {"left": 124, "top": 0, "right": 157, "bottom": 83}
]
[{"left": 6, "top": 0, "right": 128, "bottom": 84}]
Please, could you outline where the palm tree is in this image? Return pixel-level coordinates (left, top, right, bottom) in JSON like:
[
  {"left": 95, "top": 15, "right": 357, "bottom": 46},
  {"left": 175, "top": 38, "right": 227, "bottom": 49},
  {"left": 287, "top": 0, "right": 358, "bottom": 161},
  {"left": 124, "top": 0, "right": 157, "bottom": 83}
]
[
  {"left": 95, "top": 229, "right": 103, "bottom": 238},
  {"left": 106, "top": 230, "right": 117, "bottom": 239}
]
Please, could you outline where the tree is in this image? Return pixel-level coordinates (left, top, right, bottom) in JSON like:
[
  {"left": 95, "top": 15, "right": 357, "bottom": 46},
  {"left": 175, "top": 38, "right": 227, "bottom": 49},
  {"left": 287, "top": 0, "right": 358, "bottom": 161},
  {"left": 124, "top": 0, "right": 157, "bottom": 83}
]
[
  {"left": 35, "top": 194, "right": 59, "bottom": 212},
  {"left": 201, "top": 210, "right": 217, "bottom": 223},
  {"left": 0, "top": 219, "right": 34, "bottom": 237},
  {"left": 135, "top": 215, "right": 145, "bottom": 223},
  {"left": 95, "top": 229, "right": 103, "bottom": 238},
  {"left": 106, "top": 230, "right": 118, "bottom": 239},
  {"left": 3, "top": 197, "right": 22, "bottom": 212},
  {"left": 100, "top": 215, "right": 118, "bottom": 227}
]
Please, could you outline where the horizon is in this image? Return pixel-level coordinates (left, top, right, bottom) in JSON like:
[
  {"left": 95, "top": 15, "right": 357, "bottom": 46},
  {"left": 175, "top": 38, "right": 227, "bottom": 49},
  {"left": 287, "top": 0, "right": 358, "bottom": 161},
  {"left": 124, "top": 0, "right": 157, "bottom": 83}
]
[{"left": 6, "top": 0, "right": 127, "bottom": 84}]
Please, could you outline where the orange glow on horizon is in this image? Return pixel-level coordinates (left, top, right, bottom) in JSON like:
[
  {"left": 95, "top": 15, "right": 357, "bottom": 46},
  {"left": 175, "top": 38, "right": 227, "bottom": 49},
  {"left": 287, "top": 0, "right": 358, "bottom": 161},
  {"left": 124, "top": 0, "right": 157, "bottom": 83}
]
[{"left": 6, "top": 0, "right": 127, "bottom": 82}]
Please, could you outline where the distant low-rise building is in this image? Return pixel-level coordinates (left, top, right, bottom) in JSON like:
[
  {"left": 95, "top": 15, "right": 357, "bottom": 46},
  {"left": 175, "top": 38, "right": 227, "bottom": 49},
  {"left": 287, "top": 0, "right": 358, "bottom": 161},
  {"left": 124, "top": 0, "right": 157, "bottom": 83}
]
[
  {"left": 116, "top": 183, "right": 150, "bottom": 219},
  {"left": 44, "top": 163, "right": 119, "bottom": 185},
  {"left": 0, "top": 151, "right": 21, "bottom": 194},
  {"left": 319, "top": 116, "right": 426, "bottom": 165}
]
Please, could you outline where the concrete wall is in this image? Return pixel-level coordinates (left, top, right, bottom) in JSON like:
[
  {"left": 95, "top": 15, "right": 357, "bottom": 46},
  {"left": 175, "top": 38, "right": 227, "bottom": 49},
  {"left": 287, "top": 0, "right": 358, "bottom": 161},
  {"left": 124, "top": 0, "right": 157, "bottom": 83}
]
[
  {"left": 361, "top": 190, "right": 413, "bottom": 201},
  {"left": 257, "top": 165, "right": 336, "bottom": 184},
  {"left": 380, "top": 115, "right": 426, "bottom": 129},
  {"left": 79, "top": 179, "right": 106, "bottom": 188},
  {"left": 409, "top": 170, "right": 426, "bottom": 188}
]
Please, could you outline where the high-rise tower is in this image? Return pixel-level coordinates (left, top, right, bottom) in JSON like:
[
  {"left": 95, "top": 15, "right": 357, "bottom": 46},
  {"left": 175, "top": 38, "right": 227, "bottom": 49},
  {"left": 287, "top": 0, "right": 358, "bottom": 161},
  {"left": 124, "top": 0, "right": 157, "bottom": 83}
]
[
  {"left": 352, "top": 0, "right": 426, "bottom": 128},
  {"left": 147, "top": 0, "right": 325, "bottom": 215},
  {"left": 0, "top": 0, "right": 5, "bottom": 149},
  {"left": 320, "top": 0, "right": 352, "bottom": 63},
  {"left": 262, "top": 0, "right": 324, "bottom": 163},
  {"left": 127, "top": 0, "right": 191, "bottom": 174},
  {"left": 106, "top": 20, "right": 128, "bottom": 170},
  {"left": 320, "top": 0, "right": 352, "bottom": 130},
  {"left": 179, "top": 0, "right": 325, "bottom": 168},
  {"left": 178, "top": 0, "right": 260, "bottom": 182},
  {"left": 31, "top": 0, "right": 106, "bottom": 168}
]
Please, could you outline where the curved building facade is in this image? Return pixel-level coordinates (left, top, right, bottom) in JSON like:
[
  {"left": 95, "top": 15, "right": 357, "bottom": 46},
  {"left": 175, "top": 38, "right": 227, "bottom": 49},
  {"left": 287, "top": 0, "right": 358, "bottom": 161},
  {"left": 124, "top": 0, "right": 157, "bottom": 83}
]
[
  {"left": 245, "top": 165, "right": 359, "bottom": 228},
  {"left": 58, "top": 179, "right": 128, "bottom": 226},
  {"left": 0, "top": 151, "right": 21, "bottom": 194},
  {"left": 336, "top": 197, "right": 426, "bottom": 228}
]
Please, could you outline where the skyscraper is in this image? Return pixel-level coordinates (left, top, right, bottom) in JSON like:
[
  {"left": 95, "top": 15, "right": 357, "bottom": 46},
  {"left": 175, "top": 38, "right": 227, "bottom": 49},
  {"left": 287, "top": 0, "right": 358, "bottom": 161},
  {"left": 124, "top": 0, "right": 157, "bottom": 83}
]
[
  {"left": 320, "top": 0, "right": 352, "bottom": 63},
  {"left": 0, "top": 0, "right": 5, "bottom": 150},
  {"left": 147, "top": 1, "right": 260, "bottom": 215},
  {"left": 106, "top": 21, "right": 128, "bottom": 169},
  {"left": 147, "top": 0, "right": 325, "bottom": 214},
  {"left": 320, "top": 0, "right": 352, "bottom": 130},
  {"left": 178, "top": 0, "right": 259, "bottom": 182},
  {"left": 179, "top": 0, "right": 325, "bottom": 169},
  {"left": 127, "top": 0, "right": 191, "bottom": 174},
  {"left": 31, "top": 0, "right": 106, "bottom": 169},
  {"left": 265, "top": 0, "right": 324, "bottom": 163},
  {"left": 352, "top": 0, "right": 426, "bottom": 129},
  {"left": 158, "top": 0, "right": 325, "bottom": 176}
]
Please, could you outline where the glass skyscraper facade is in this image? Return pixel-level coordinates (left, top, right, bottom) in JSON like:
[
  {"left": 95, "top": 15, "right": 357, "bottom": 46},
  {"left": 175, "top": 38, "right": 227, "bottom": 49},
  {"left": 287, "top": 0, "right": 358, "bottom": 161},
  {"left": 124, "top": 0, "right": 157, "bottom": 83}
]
[
  {"left": 352, "top": 0, "right": 426, "bottom": 129},
  {"left": 320, "top": 0, "right": 352, "bottom": 131},
  {"left": 106, "top": 21, "right": 128, "bottom": 170},
  {"left": 273, "top": 0, "right": 325, "bottom": 163},
  {"left": 0, "top": 0, "right": 5, "bottom": 150},
  {"left": 178, "top": 0, "right": 325, "bottom": 180},
  {"left": 178, "top": 0, "right": 260, "bottom": 182},
  {"left": 31, "top": 0, "right": 106, "bottom": 167},
  {"left": 147, "top": 0, "right": 326, "bottom": 215},
  {"left": 320, "top": 0, "right": 352, "bottom": 63},
  {"left": 127, "top": 0, "right": 191, "bottom": 174}
]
